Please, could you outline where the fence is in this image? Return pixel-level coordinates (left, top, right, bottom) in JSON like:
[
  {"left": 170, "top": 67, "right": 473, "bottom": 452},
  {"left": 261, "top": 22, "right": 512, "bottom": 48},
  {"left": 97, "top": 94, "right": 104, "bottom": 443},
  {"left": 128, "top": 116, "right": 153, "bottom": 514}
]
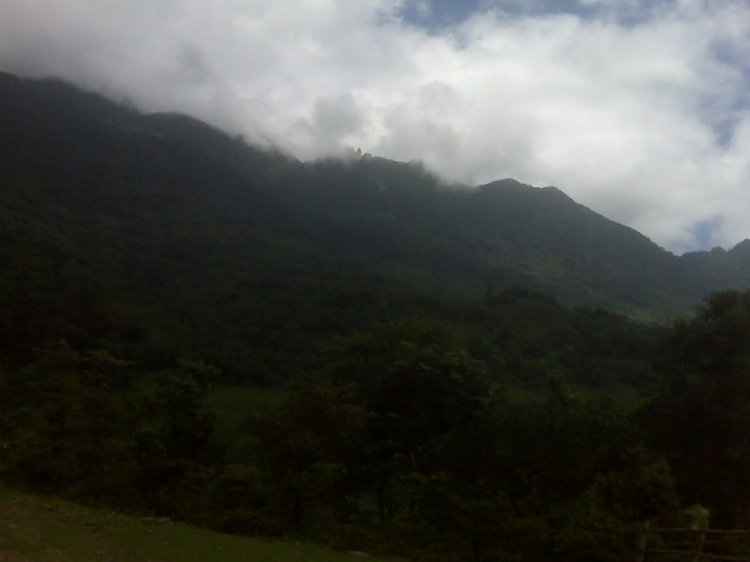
[{"left": 635, "top": 521, "right": 750, "bottom": 562}]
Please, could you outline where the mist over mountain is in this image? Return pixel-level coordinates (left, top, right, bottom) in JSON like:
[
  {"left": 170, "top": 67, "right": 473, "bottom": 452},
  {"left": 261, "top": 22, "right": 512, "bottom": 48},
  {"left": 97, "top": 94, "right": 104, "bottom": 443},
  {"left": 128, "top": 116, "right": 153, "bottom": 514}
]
[
  {"left": 2, "top": 72, "right": 750, "bottom": 373},
  {"left": 4, "top": 0, "right": 750, "bottom": 253}
]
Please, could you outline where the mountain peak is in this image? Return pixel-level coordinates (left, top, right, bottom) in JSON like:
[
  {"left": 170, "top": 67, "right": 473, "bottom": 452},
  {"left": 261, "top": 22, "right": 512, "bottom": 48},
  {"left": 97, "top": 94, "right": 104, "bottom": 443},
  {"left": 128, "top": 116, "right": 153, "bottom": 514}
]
[
  {"left": 0, "top": 71, "right": 19, "bottom": 85},
  {"left": 3, "top": 72, "right": 750, "bottom": 324},
  {"left": 479, "top": 178, "right": 531, "bottom": 192},
  {"left": 478, "top": 180, "right": 573, "bottom": 202},
  {"left": 541, "top": 185, "right": 574, "bottom": 201},
  {"left": 729, "top": 239, "right": 750, "bottom": 259}
]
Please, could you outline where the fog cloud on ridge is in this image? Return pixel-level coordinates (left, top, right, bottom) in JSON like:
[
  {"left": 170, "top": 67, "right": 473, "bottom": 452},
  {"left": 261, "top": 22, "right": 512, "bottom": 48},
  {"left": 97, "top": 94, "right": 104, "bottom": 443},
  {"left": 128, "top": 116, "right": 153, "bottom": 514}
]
[{"left": 1, "top": 0, "right": 749, "bottom": 253}]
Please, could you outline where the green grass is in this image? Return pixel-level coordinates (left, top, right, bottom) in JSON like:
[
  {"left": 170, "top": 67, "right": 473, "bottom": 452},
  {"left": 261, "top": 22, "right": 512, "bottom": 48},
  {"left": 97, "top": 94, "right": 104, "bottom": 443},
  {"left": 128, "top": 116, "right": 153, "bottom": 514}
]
[
  {"left": 0, "top": 486, "right": 383, "bottom": 562},
  {"left": 496, "top": 380, "right": 652, "bottom": 411},
  {"left": 576, "top": 384, "right": 653, "bottom": 411},
  {"left": 207, "top": 384, "right": 285, "bottom": 439}
]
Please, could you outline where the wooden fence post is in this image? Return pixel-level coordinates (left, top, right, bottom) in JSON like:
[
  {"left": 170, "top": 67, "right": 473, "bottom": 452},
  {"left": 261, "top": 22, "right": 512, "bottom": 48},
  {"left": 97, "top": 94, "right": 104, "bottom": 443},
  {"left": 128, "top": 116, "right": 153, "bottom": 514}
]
[
  {"left": 634, "top": 520, "right": 652, "bottom": 562},
  {"left": 691, "top": 524, "right": 707, "bottom": 562}
]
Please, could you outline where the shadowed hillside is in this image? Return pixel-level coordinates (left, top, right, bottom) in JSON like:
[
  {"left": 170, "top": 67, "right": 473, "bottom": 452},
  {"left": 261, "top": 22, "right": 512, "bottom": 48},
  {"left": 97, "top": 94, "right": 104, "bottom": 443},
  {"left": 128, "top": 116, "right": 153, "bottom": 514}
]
[{"left": 1, "top": 71, "right": 749, "bottom": 373}]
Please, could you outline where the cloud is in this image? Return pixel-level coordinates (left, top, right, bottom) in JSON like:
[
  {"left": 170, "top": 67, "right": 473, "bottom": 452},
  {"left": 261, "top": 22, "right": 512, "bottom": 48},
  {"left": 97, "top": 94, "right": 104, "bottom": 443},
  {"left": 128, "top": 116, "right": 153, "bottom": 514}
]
[
  {"left": 1, "top": 0, "right": 750, "bottom": 252},
  {"left": 298, "top": 93, "right": 370, "bottom": 154}
]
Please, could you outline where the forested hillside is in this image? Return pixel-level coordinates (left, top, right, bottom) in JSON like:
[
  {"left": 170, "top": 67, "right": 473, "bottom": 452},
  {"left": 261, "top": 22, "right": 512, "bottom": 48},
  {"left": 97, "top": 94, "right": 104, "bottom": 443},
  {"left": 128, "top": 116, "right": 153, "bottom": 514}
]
[
  {"left": 3, "top": 72, "right": 750, "bottom": 561},
  {"left": 2, "top": 72, "right": 750, "bottom": 375}
]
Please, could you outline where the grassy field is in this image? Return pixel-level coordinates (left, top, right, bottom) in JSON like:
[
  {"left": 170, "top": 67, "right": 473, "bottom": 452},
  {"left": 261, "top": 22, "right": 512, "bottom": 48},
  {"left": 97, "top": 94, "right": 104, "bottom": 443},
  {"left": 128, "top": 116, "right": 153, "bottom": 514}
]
[
  {"left": 0, "top": 486, "right": 382, "bottom": 562},
  {"left": 495, "top": 379, "right": 652, "bottom": 410},
  {"left": 206, "top": 384, "right": 285, "bottom": 439}
]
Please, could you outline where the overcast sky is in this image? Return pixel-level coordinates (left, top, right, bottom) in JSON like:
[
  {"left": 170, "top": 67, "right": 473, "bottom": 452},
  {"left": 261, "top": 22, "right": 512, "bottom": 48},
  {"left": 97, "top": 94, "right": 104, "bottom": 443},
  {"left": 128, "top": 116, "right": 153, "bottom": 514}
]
[{"left": 2, "top": 0, "right": 750, "bottom": 253}]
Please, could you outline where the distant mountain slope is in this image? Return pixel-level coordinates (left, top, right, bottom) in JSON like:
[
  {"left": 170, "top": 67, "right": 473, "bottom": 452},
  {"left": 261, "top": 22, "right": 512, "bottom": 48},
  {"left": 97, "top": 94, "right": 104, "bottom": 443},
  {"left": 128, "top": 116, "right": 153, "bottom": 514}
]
[
  {"left": 1, "top": 71, "right": 749, "bottom": 368},
  {"left": 272, "top": 156, "right": 749, "bottom": 319}
]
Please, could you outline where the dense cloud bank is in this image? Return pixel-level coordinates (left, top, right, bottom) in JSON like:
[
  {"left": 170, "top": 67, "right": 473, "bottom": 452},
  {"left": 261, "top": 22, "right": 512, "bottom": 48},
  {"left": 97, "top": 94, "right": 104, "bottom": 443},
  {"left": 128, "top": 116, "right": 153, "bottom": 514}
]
[{"left": 2, "top": 0, "right": 749, "bottom": 252}]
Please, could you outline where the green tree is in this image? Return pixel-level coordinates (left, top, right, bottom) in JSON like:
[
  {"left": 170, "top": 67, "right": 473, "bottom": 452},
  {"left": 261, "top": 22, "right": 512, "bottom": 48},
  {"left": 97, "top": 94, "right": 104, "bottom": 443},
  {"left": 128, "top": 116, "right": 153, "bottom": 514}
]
[
  {"left": 247, "top": 374, "right": 367, "bottom": 533},
  {"left": 326, "top": 318, "right": 491, "bottom": 524},
  {"left": 0, "top": 341, "right": 138, "bottom": 504},
  {"left": 642, "top": 290, "right": 750, "bottom": 523},
  {"left": 134, "top": 359, "right": 220, "bottom": 515}
]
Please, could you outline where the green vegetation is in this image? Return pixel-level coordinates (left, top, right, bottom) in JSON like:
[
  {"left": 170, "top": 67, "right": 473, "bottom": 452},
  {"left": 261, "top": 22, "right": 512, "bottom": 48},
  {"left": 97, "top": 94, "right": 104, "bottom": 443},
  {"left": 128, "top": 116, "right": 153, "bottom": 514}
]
[
  {"left": 1, "top": 72, "right": 749, "bottom": 376},
  {"left": 641, "top": 289, "right": 750, "bottom": 525},
  {"left": 2, "top": 72, "right": 750, "bottom": 561},
  {"left": 0, "top": 486, "right": 382, "bottom": 562},
  {"left": 208, "top": 385, "right": 285, "bottom": 439},
  {"left": 0, "top": 303, "right": 714, "bottom": 561}
]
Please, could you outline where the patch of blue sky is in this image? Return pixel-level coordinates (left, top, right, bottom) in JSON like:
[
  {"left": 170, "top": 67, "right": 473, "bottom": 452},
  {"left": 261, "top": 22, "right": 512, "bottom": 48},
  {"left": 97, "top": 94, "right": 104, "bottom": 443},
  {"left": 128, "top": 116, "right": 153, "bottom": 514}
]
[
  {"left": 687, "top": 216, "right": 725, "bottom": 253},
  {"left": 700, "top": 40, "right": 750, "bottom": 147},
  {"left": 398, "top": 0, "right": 600, "bottom": 30},
  {"left": 398, "top": 0, "right": 684, "bottom": 31}
]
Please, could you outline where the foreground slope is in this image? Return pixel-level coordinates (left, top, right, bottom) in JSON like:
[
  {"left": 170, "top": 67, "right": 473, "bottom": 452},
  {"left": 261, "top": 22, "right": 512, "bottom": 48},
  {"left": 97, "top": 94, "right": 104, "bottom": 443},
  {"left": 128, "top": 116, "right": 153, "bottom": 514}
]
[{"left": 0, "top": 486, "right": 380, "bottom": 562}]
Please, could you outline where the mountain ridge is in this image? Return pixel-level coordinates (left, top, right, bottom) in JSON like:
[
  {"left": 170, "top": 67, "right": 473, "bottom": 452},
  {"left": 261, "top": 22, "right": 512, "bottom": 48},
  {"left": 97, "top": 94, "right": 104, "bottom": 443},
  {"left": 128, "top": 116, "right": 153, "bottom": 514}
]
[{"left": 2, "top": 71, "right": 750, "bottom": 369}]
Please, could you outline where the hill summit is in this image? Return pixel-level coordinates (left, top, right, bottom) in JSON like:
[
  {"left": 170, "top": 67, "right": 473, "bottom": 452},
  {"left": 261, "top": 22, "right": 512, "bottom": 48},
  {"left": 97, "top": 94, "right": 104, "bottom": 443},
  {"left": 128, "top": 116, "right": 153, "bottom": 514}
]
[{"left": 2, "top": 71, "right": 750, "bottom": 368}]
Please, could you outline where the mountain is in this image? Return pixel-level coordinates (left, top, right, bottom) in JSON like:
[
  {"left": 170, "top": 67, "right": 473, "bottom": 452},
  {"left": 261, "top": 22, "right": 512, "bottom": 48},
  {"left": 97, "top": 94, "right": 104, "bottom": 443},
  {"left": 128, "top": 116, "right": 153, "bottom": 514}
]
[{"left": 1, "top": 72, "right": 749, "bottom": 373}]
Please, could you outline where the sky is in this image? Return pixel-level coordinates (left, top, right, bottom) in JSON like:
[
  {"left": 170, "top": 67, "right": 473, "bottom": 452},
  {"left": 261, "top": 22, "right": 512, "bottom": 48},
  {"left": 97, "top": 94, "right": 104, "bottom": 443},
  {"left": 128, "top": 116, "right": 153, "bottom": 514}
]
[{"left": 1, "top": 0, "right": 750, "bottom": 254}]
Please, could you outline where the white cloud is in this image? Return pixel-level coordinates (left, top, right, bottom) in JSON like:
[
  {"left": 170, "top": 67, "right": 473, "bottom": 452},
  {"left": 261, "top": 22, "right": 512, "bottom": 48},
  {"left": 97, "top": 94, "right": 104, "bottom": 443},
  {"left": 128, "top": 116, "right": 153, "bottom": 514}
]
[{"left": 1, "top": 0, "right": 750, "bottom": 252}]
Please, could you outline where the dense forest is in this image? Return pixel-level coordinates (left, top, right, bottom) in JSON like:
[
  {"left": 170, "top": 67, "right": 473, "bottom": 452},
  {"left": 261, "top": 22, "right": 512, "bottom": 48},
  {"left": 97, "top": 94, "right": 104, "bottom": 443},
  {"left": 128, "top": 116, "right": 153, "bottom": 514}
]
[{"left": 2, "top": 73, "right": 750, "bottom": 561}]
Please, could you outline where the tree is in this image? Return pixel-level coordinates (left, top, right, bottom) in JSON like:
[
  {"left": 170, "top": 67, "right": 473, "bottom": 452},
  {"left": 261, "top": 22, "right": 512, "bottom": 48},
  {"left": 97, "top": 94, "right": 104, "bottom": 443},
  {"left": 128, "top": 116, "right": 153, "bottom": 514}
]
[
  {"left": 326, "top": 317, "right": 491, "bottom": 524},
  {"left": 134, "top": 359, "right": 220, "bottom": 515},
  {"left": 0, "top": 341, "right": 138, "bottom": 504},
  {"left": 641, "top": 290, "right": 750, "bottom": 524},
  {"left": 247, "top": 374, "right": 368, "bottom": 533}
]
